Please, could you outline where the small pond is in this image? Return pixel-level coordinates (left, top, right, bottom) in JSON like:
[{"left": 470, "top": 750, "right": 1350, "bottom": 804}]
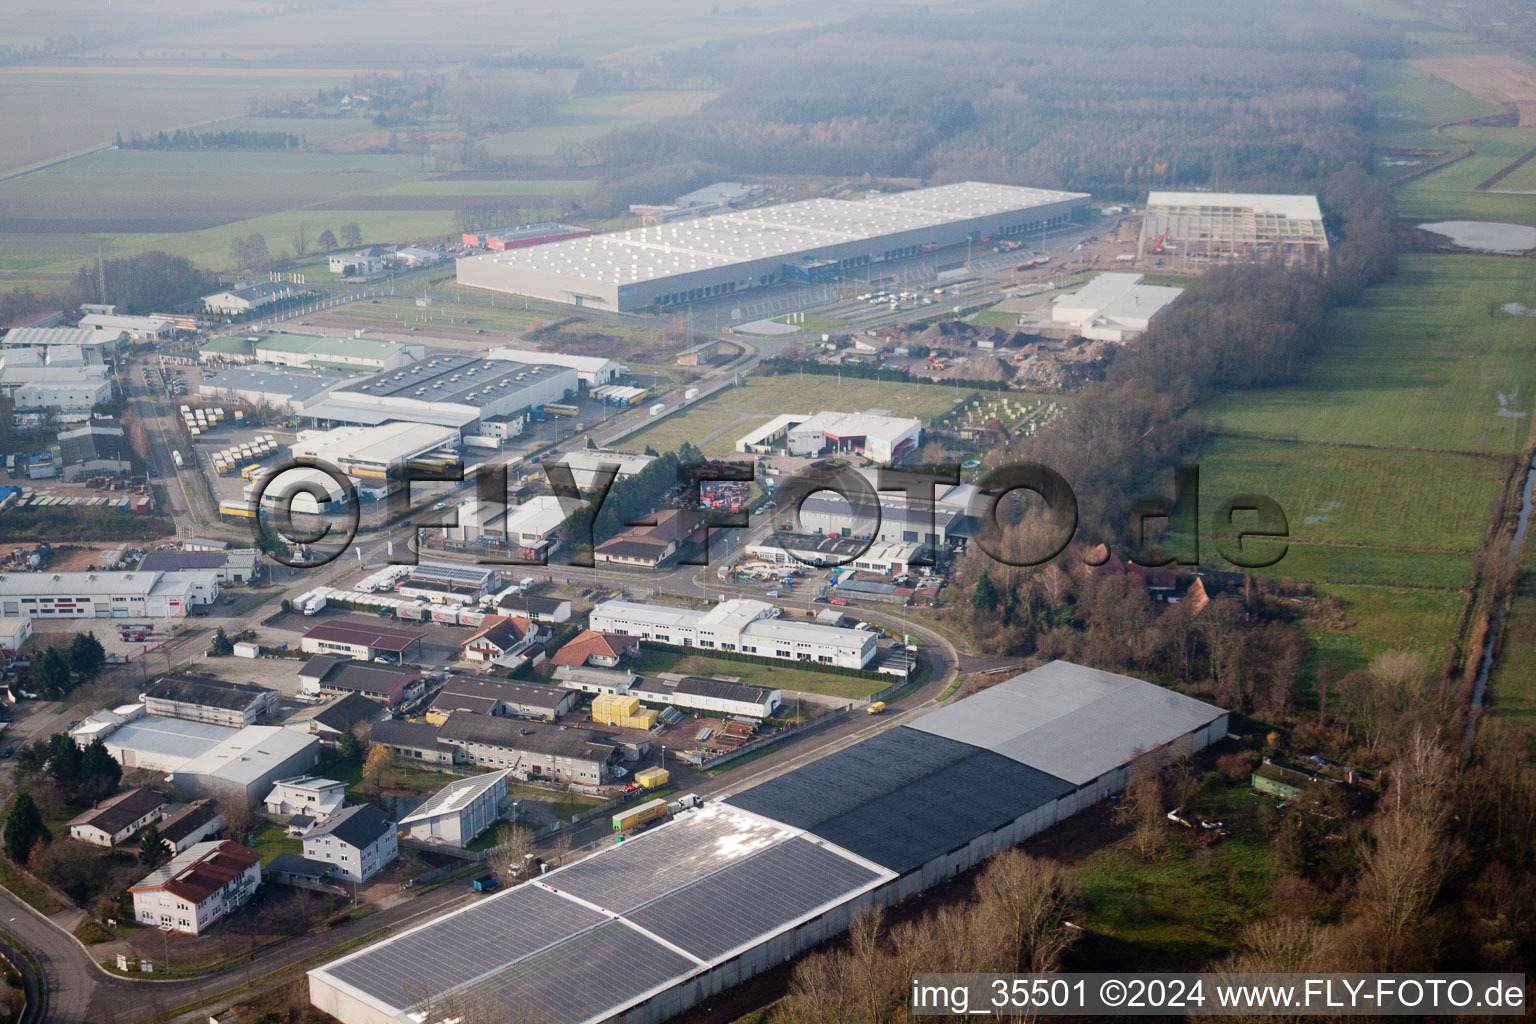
[{"left": 1418, "top": 220, "right": 1536, "bottom": 253}]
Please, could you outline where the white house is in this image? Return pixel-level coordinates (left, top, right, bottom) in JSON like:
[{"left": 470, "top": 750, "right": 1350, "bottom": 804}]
[
  {"left": 397, "top": 769, "right": 509, "bottom": 848},
  {"left": 301, "top": 803, "right": 398, "bottom": 883},
  {"left": 263, "top": 775, "right": 347, "bottom": 820},
  {"left": 328, "top": 248, "right": 387, "bottom": 277},
  {"left": 129, "top": 840, "right": 262, "bottom": 935},
  {"left": 66, "top": 787, "right": 167, "bottom": 847},
  {"left": 201, "top": 282, "right": 299, "bottom": 315},
  {"left": 77, "top": 313, "right": 174, "bottom": 342}
]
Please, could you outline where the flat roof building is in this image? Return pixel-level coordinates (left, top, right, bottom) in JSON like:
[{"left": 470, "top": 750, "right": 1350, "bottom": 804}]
[
  {"left": 291, "top": 421, "right": 460, "bottom": 481},
  {"left": 77, "top": 313, "right": 174, "bottom": 341},
  {"left": 630, "top": 675, "right": 781, "bottom": 719},
  {"left": 1049, "top": 272, "right": 1183, "bottom": 342},
  {"left": 199, "top": 366, "right": 360, "bottom": 414},
  {"left": 304, "top": 353, "right": 578, "bottom": 430},
  {"left": 590, "top": 598, "right": 877, "bottom": 669},
  {"left": 141, "top": 674, "right": 279, "bottom": 728},
  {"left": 0, "top": 569, "right": 219, "bottom": 619},
  {"left": 2, "top": 325, "right": 124, "bottom": 354},
  {"left": 458, "top": 181, "right": 1090, "bottom": 312},
  {"left": 1140, "top": 191, "right": 1328, "bottom": 267},
  {"left": 784, "top": 410, "right": 922, "bottom": 463},
  {"left": 204, "top": 331, "right": 424, "bottom": 372}
]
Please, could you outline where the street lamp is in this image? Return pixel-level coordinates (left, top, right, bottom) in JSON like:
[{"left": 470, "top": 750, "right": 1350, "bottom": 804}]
[{"left": 159, "top": 922, "right": 172, "bottom": 972}]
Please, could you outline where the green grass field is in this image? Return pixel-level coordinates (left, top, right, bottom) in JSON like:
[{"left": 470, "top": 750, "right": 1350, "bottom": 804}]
[
  {"left": 623, "top": 375, "right": 974, "bottom": 457},
  {"left": 1206, "top": 256, "right": 1536, "bottom": 454},
  {"left": 1197, "top": 435, "right": 1504, "bottom": 554},
  {"left": 1364, "top": 58, "right": 1499, "bottom": 152},
  {"left": 633, "top": 647, "right": 884, "bottom": 700},
  {"left": 1306, "top": 584, "right": 1468, "bottom": 673},
  {"left": 626, "top": 409, "right": 752, "bottom": 457},
  {"left": 1396, "top": 126, "right": 1536, "bottom": 225},
  {"left": 1490, "top": 539, "right": 1536, "bottom": 746}
]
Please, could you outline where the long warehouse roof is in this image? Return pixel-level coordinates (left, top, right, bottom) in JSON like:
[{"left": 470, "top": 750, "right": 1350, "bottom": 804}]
[
  {"left": 311, "top": 804, "right": 893, "bottom": 1023},
  {"left": 905, "top": 660, "right": 1227, "bottom": 786},
  {"left": 459, "top": 181, "right": 1088, "bottom": 288}
]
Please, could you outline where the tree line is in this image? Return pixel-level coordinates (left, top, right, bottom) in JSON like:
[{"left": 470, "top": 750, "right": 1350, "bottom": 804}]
[{"left": 116, "top": 129, "right": 301, "bottom": 152}]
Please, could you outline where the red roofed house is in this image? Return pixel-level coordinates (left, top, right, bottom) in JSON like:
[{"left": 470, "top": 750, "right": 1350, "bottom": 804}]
[
  {"left": 549, "top": 630, "right": 640, "bottom": 669},
  {"left": 128, "top": 840, "right": 262, "bottom": 934},
  {"left": 459, "top": 615, "right": 544, "bottom": 667}
]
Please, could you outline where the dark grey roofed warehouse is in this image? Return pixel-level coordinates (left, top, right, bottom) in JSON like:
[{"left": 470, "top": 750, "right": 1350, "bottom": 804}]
[{"left": 309, "top": 662, "right": 1227, "bottom": 1024}]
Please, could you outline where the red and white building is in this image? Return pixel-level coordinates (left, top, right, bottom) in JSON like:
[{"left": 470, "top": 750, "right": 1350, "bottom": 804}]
[{"left": 129, "top": 840, "right": 262, "bottom": 935}]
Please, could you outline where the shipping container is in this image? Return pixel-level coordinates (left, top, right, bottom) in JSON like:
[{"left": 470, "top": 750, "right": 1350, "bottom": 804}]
[
  {"left": 636, "top": 767, "right": 670, "bottom": 789},
  {"left": 612, "top": 798, "right": 669, "bottom": 832},
  {"left": 431, "top": 606, "right": 462, "bottom": 625}
]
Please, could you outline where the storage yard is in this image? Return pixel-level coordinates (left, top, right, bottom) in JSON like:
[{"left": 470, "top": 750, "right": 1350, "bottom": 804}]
[{"left": 308, "top": 661, "right": 1227, "bottom": 1024}]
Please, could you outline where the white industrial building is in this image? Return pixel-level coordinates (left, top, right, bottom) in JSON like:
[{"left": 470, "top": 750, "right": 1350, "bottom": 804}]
[
  {"left": 329, "top": 248, "right": 386, "bottom": 277},
  {"left": 0, "top": 615, "right": 33, "bottom": 650},
  {"left": 200, "top": 366, "right": 360, "bottom": 414},
  {"left": 202, "top": 281, "right": 303, "bottom": 315},
  {"left": 291, "top": 421, "right": 460, "bottom": 483},
  {"left": 747, "top": 533, "right": 924, "bottom": 574},
  {"left": 782, "top": 410, "right": 922, "bottom": 463},
  {"left": 446, "top": 494, "right": 568, "bottom": 557},
  {"left": 0, "top": 348, "right": 113, "bottom": 412},
  {"left": 202, "top": 331, "right": 424, "bottom": 372},
  {"left": 0, "top": 569, "right": 219, "bottom": 619},
  {"left": 552, "top": 449, "right": 655, "bottom": 489},
  {"left": 2, "top": 325, "right": 125, "bottom": 356},
  {"left": 170, "top": 726, "right": 322, "bottom": 806},
  {"left": 590, "top": 598, "right": 877, "bottom": 669},
  {"left": 1049, "top": 272, "right": 1183, "bottom": 342},
  {"left": 302, "top": 353, "right": 578, "bottom": 431},
  {"left": 458, "top": 181, "right": 1090, "bottom": 312},
  {"left": 77, "top": 313, "right": 174, "bottom": 342},
  {"left": 1140, "top": 191, "right": 1329, "bottom": 266},
  {"left": 630, "top": 676, "right": 781, "bottom": 718},
  {"left": 70, "top": 704, "right": 240, "bottom": 773},
  {"left": 309, "top": 661, "right": 1224, "bottom": 1024},
  {"left": 485, "top": 347, "right": 627, "bottom": 386},
  {"left": 397, "top": 769, "right": 509, "bottom": 848}
]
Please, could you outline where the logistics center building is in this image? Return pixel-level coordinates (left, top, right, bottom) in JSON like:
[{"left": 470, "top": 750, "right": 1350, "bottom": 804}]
[
  {"left": 457, "top": 181, "right": 1090, "bottom": 312},
  {"left": 309, "top": 661, "right": 1226, "bottom": 1024}
]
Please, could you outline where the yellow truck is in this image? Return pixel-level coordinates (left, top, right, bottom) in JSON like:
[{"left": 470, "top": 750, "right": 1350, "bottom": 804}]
[{"left": 866, "top": 701, "right": 887, "bottom": 715}]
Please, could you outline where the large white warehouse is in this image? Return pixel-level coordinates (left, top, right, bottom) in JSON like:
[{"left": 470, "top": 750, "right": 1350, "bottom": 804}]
[
  {"left": 309, "top": 661, "right": 1226, "bottom": 1024},
  {"left": 457, "top": 181, "right": 1090, "bottom": 312},
  {"left": 304, "top": 353, "right": 578, "bottom": 430}
]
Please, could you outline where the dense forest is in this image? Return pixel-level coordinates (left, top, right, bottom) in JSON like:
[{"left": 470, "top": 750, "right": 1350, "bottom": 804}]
[{"left": 555, "top": 0, "right": 1401, "bottom": 213}]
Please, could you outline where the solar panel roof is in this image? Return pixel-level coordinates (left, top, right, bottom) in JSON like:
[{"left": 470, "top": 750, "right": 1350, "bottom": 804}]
[
  {"left": 322, "top": 884, "right": 606, "bottom": 1008},
  {"left": 725, "top": 727, "right": 1075, "bottom": 874},
  {"left": 627, "top": 836, "right": 883, "bottom": 960},
  {"left": 550, "top": 802, "right": 795, "bottom": 913},
  {"left": 446, "top": 920, "right": 697, "bottom": 1024}
]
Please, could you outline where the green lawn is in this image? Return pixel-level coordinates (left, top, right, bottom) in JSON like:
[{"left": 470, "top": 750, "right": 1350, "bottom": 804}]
[
  {"left": 723, "top": 373, "right": 975, "bottom": 422},
  {"left": 1196, "top": 435, "right": 1504, "bottom": 555},
  {"left": 626, "top": 409, "right": 748, "bottom": 458},
  {"left": 1364, "top": 57, "right": 1499, "bottom": 152},
  {"left": 1304, "top": 584, "right": 1468, "bottom": 674},
  {"left": 633, "top": 647, "right": 885, "bottom": 701},
  {"left": 1205, "top": 256, "right": 1536, "bottom": 454},
  {"left": 251, "top": 824, "right": 300, "bottom": 866},
  {"left": 315, "top": 755, "right": 466, "bottom": 803}
]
